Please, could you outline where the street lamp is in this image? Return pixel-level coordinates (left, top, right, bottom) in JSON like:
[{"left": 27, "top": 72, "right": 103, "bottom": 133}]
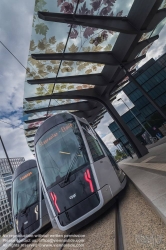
[{"left": 117, "top": 98, "right": 152, "bottom": 139}]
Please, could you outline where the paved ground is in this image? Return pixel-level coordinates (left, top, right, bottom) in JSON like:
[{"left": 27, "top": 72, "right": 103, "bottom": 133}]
[
  {"left": 146, "top": 136, "right": 166, "bottom": 150},
  {"left": 16, "top": 207, "right": 116, "bottom": 250},
  {"left": 122, "top": 136, "right": 166, "bottom": 164},
  {"left": 0, "top": 229, "right": 15, "bottom": 250},
  {"left": 120, "top": 182, "right": 166, "bottom": 250},
  {"left": 119, "top": 136, "right": 166, "bottom": 227}
]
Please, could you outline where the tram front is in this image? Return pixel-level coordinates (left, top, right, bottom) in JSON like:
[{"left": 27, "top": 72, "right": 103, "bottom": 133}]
[
  {"left": 12, "top": 160, "right": 40, "bottom": 242},
  {"left": 35, "top": 113, "right": 102, "bottom": 231}
]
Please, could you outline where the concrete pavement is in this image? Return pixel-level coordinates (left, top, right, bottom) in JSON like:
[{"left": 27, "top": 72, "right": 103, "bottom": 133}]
[{"left": 119, "top": 136, "right": 166, "bottom": 225}]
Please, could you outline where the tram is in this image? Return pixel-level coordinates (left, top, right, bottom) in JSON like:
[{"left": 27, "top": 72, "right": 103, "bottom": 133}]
[
  {"left": 12, "top": 159, "right": 50, "bottom": 243},
  {"left": 34, "top": 113, "right": 126, "bottom": 232}
]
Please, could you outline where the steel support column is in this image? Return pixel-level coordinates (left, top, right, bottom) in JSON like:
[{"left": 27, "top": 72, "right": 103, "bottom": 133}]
[{"left": 100, "top": 98, "right": 149, "bottom": 158}]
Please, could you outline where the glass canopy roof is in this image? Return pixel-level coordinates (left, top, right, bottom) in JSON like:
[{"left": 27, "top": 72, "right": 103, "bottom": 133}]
[{"left": 24, "top": 0, "right": 166, "bottom": 153}]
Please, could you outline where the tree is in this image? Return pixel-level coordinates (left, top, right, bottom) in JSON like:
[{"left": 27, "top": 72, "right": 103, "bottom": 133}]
[{"left": 114, "top": 149, "right": 126, "bottom": 162}]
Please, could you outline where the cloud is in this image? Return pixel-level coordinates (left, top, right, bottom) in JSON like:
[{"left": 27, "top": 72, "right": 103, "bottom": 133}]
[
  {"left": 0, "top": 0, "right": 35, "bottom": 160},
  {"left": 138, "top": 25, "right": 166, "bottom": 68},
  {"left": 95, "top": 112, "right": 117, "bottom": 153},
  {"left": 0, "top": 116, "right": 34, "bottom": 160},
  {"left": 1, "top": 0, "right": 166, "bottom": 162},
  {"left": 95, "top": 91, "right": 134, "bottom": 153}
]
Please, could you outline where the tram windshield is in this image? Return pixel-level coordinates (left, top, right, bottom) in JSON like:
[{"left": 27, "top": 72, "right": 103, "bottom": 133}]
[
  {"left": 36, "top": 119, "right": 89, "bottom": 188},
  {"left": 12, "top": 168, "right": 39, "bottom": 216}
]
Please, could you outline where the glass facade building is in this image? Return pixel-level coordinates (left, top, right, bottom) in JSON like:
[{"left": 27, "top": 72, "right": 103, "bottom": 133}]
[
  {"left": 109, "top": 53, "right": 166, "bottom": 146},
  {"left": 0, "top": 158, "right": 25, "bottom": 235},
  {"left": 109, "top": 107, "right": 146, "bottom": 145}
]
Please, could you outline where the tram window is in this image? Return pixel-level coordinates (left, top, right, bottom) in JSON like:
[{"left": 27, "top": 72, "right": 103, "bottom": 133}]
[
  {"left": 82, "top": 128, "right": 104, "bottom": 162},
  {"left": 36, "top": 120, "right": 89, "bottom": 188},
  {"left": 96, "top": 134, "right": 119, "bottom": 171},
  {"left": 41, "top": 190, "right": 44, "bottom": 200},
  {"left": 12, "top": 168, "right": 39, "bottom": 216}
]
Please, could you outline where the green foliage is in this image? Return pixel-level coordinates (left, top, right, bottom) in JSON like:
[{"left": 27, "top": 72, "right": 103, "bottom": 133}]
[
  {"left": 30, "top": 40, "right": 37, "bottom": 51},
  {"left": 35, "top": 23, "right": 49, "bottom": 36},
  {"left": 61, "top": 67, "right": 73, "bottom": 73},
  {"left": 68, "top": 85, "right": 74, "bottom": 90},
  {"left": 68, "top": 43, "right": 78, "bottom": 53},
  {"left": 85, "top": 69, "right": 92, "bottom": 74},
  {"left": 62, "top": 61, "right": 74, "bottom": 67},
  {"left": 56, "top": 42, "right": 65, "bottom": 52},
  {"left": 49, "top": 36, "right": 56, "bottom": 44},
  {"left": 104, "top": 44, "right": 112, "bottom": 51},
  {"left": 114, "top": 150, "right": 126, "bottom": 162},
  {"left": 38, "top": 38, "right": 46, "bottom": 50},
  {"left": 46, "top": 65, "right": 53, "bottom": 72},
  {"left": 35, "top": 0, "right": 47, "bottom": 12}
]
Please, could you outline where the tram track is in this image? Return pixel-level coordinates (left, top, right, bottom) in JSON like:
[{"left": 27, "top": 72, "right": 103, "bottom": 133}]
[
  {"left": 4, "top": 227, "right": 52, "bottom": 250},
  {"left": 29, "top": 227, "right": 52, "bottom": 250},
  {"left": 6, "top": 181, "right": 166, "bottom": 250},
  {"left": 59, "top": 233, "right": 71, "bottom": 250},
  {"left": 60, "top": 199, "right": 124, "bottom": 250},
  {"left": 115, "top": 200, "right": 124, "bottom": 250}
]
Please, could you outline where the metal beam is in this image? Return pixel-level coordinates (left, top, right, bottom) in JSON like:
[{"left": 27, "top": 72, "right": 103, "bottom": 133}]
[
  {"left": 24, "top": 117, "right": 49, "bottom": 123},
  {"left": 84, "top": 106, "right": 103, "bottom": 117},
  {"left": 25, "top": 89, "right": 98, "bottom": 102},
  {"left": 72, "top": 111, "right": 86, "bottom": 118},
  {"left": 92, "top": 121, "right": 100, "bottom": 126},
  {"left": 27, "top": 74, "right": 107, "bottom": 86},
  {"left": 27, "top": 140, "right": 34, "bottom": 143},
  {"left": 147, "top": 9, "right": 166, "bottom": 31},
  {"left": 32, "top": 51, "right": 145, "bottom": 68},
  {"left": 72, "top": 105, "right": 103, "bottom": 121},
  {"left": 26, "top": 134, "right": 35, "bottom": 138},
  {"left": 128, "top": 35, "right": 159, "bottom": 60},
  {"left": 85, "top": 107, "right": 104, "bottom": 123},
  {"left": 25, "top": 127, "right": 38, "bottom": 132},
  {"left": 124, "top": 55, "right": 146, "bottom": 69},
  {"left": 105, "top": 55, "right": 146, "bottom": 95},
  {"left": 94, "top": 116, "right": 104, "bottom": 123},
  {"left": 38, "top": 12, "right": 137, "bottom": 34},
  {"left": 93, "top": 121, "right": 100, "bottom": 126},
  {"left": 24, "top": 101, "right": 96, "bottom": 114},
  {"left": 32, "top": 52, "right": 118, "bottom": 65},
  {"left": 26, "top": 88, "right": 148, "bottom": 157}
]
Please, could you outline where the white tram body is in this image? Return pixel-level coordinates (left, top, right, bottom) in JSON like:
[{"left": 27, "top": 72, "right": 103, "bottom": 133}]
[{"left": 34, "top": 113, "right": 126, "bottom": 232}]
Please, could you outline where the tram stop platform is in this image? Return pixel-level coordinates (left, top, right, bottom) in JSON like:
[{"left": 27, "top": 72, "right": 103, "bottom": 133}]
[{"left": 119, "top": 136, "right": 166, "bottom": 225}]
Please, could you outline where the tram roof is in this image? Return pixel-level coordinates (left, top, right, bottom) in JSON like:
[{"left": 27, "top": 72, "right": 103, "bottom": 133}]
[{"left": 23, "top": 0, "right": 166, "bottom": 153}]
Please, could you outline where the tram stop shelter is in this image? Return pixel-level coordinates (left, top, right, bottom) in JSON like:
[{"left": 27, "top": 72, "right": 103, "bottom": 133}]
[{"left": 23, "top": 0, "right": 166, "bottom": 158}]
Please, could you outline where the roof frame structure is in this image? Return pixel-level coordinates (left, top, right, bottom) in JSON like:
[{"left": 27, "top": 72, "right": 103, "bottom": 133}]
[{"left": 24, "top": 0, "right": 166, "bottom": 157}]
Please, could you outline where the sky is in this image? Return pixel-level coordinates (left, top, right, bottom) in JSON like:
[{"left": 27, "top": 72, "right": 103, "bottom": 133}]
[{"left": 0, "top": 0, "right": 166, "bottom": 160}]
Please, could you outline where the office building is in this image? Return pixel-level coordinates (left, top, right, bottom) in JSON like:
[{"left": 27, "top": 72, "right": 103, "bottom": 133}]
[
  {"left": 109, "top": 54, "right": 166, "bottom": 146},
  {"left": 0, "top": 157, "right": 25, "bottom": 235}
]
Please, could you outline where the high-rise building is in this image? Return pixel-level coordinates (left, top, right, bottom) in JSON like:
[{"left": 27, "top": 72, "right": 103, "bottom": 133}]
[
  {"left": 0, "top": 157, "right": 25, "bottom": 234},
  {"left": 109, "top": 107, "right": 147, "bottom": 146},
  {"left": 108, "top": 53, "right": 166, "bottom": 146}
]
